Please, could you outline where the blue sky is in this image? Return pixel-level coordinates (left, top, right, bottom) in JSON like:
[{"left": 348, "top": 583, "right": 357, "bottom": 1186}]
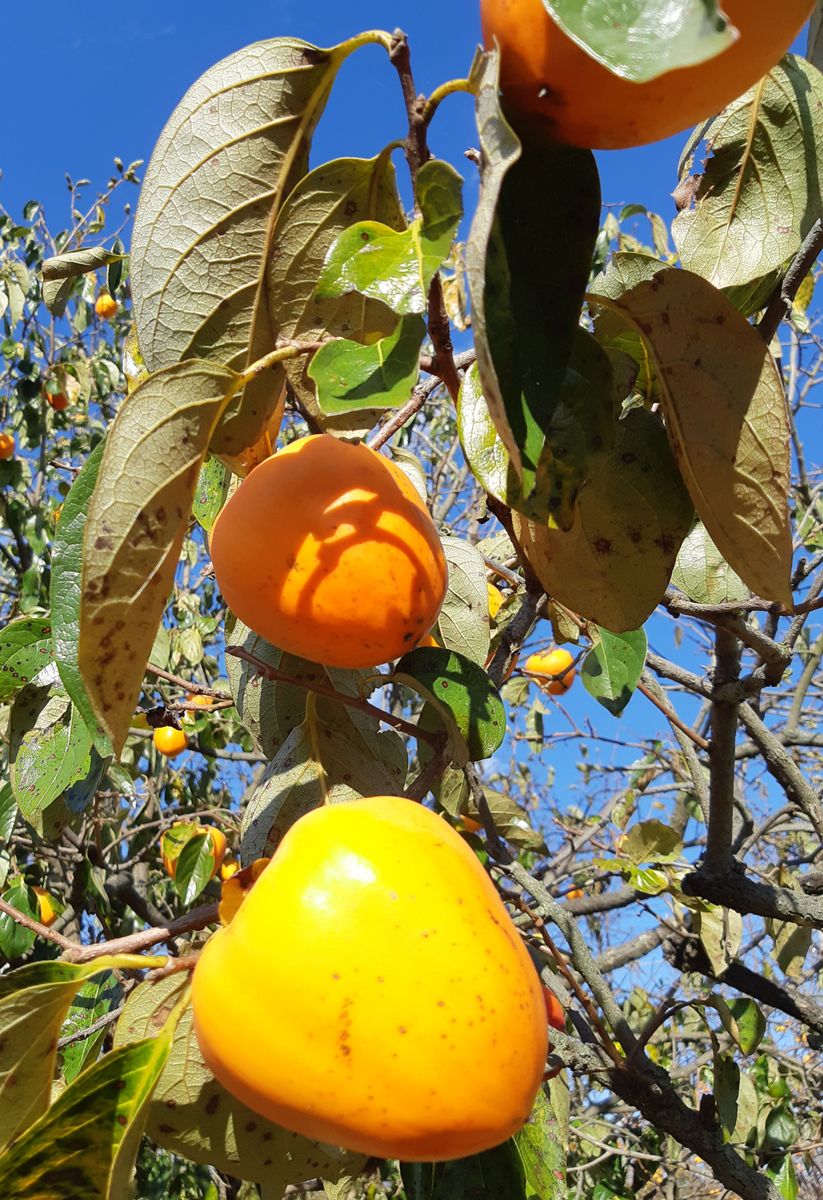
[{"left": 4, "top": 0, "right": 693, "bottom": 229}]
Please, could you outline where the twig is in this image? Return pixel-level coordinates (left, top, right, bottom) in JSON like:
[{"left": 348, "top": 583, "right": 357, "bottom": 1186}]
[
  {"left": 62, "top": 902, "right": 219, "bottom": 964},
  {"left": 57, "top": 1005, "right": 123, "bottom": 1050},
  {"left": 759, "top": 216, "right": 823, "bottom": 343},
  {"left": 705, "top": 627, "right": 741, "bottom": 871},
  {"left": 637, "top": 676, "right": 709, "bottom": 751}
]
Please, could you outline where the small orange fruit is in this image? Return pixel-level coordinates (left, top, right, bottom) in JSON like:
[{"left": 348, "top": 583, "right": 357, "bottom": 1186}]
[
  {"left": 210, "top": 435, "right": 448, "bottom": 668},
  {"left": 32, "top": 886, "right": 59, "bottom": 928},
  {"left": 542, "top": 985, "right": 565, "bottom": 1032},
  {"left": 0, "top": 432, "right": 14, "bottom": 461},
  {"left": 524, "top": 647, "right": 576, "bottom": 695},
  {"left": 153, "top": 725, "right": 188, "bottom": 758},
  {"left": 567, "top": 887, "right": 584, "bottom": 901},
  {"left": 192, "top": 796, "right": 547, "bottom": 1160},
  {"left": 162, "top": 824, "right": 227, "bottom": 879},
  {"left": 190, "top": 693, "right": 214, "bottom": 709},
  {"left": 219, "top": 858, "right": 240, "bottom": 881},
  {"left": 487, "top": 582, "right": 503, "bottom": 621},
  {"left": 46, "top": 391, "right": 69, "bottom": 412},
  {"left": 481, "top": 0, "right": 814, "bottom": 149},
  {"left": 94, "top": 293, "right": 118, "bottom": 320}
]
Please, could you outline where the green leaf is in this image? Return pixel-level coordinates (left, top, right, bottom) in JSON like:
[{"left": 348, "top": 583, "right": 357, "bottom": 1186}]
[
  {"left": 0, "top": 617, "right": 53, "bottom": 703},
  {"left": 0, "top": 785, "right": 16, "bottom": 890},
  {"left": 714, "top": 1051, "right": 741, "bottom": 1136},
  {"left": 50, "top": 439, "right": 109, "bottom": 754},
  {"left": 308, "top": 313, "right": 426, "bottom": 415},
  {"left": 582, "top": 627, "right": 647, "bottom": 717},
  {"left": 670, "top": 520, "right": 749, "bottom": 604},
  {"left": 696, "top": 905, "right": 742, "bottom": 976},
  {"left": 174, "top": 832, "right": 217, "bottom": 905},
  {"left": 9, "top": 684, "right": 93, "bottom": 836},
  {"left": 766, "top": 1154, "right": 799, "bottom": 1200},
  {"left": 595, "top": 267, "right": 792, "bottom": 606},
  {"left": 0, "top": 878, "right": 37, "bottom": 960},
  {"left": 545, "top": 0, "right": 734, "bottom": 82},
  {"left": 436, "top": 537, "right": 491, "bottom": 666},
  {"left": 769, "top": 919, "right": 812, "bottom": 978},
  {"left": 79, "top": 360, "right": 239, "bottom": 752},
  {"left": 263, "top": 151, "right": 407, "bottom": 438},
  {"left": 393, "top": 647, "right": 506, "bottom": 764},
  {"left": 192, "top": 455, "right": 229, "bottom": 533},
  {"left": 0, "top": 1032, "right": 172, "bottom": 1198},
  {"left": 0, "top": 960, "right": 107, "bottom": 1152},
  {"left": 726, "top": 997, "right": 767, "bottom": 1056},
  {"left": 589, "top": 251, "right": 665, "bottom": 406},
  {"left": 515, "top": 1082, "right": 567, "bottom": 1199},
  {"left": 113, "top": 975, "right": 366, "bottom": 1191},
  {"left": 513, "top": 407, "right": 693, "bottom": 632},
  {"left": 317, "top": 160, "right": 463, "bottom": 317},
  {"left": 619, "top": 819, "right": 682, "bottom": 866},
  {"left": 60, "top": 972, "right": 122, "bottom": 1084},
  {"left": 466, "top": 789, "right": 546, "bottom": 853},
  {"left": 400, "top": 1140, "right": 527, "bottom": 1199},
  {"left": 764, "top": 1106, "right": 799, "bottom": 1153},
  {"left": 673, "top": 56, "right": 823, "bottom": 290},
  {"left": 466, "top": 49, "right": 602, "bottom": 508}
]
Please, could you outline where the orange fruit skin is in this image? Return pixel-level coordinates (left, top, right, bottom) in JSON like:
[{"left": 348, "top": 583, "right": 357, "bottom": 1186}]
[
  {"left": 95, "top": 293, "right": 118, "bottom": 319},
  {"left": 542, "top": 985, "right": 565, "bottom": 1032},
  {"left": 153, "top": 725, "right": 188, "bottom": 758},
  {"left": 192, "top": 796, "right": 548, "bottom": 1161},
  {"left": 210, "top": 435, "right": 448, "bottom": 669},
  {"left": 190, "top": 693, "right": 214, "bottom": 709},
  {"left": 46, "top": 392, "right": 69, "bottom": 412},
  {"left": 0, "top": 433, "right": 14, "bottom": 461},
  {"left": 524, "top": 648, "right": 576, "bottom": 695},
  {"left": 32, "top": 886, "right": 58, "bottom": 928},
  {"left": 480, "top": 0, "right": 814, "bottom": 149}
]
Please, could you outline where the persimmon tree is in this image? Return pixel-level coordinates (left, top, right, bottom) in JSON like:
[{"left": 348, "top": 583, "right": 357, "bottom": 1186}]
[{"left": 1, "top": 6, "right": 823, "bottom": 1200}]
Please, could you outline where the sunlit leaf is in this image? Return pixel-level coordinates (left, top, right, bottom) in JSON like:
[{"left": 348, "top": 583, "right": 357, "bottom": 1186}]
[
  {"left": 308, "top": 313, "right": 426, "bottom": 415},
  {"left": 582, "top": 627, "right": 647, "bottom": 717},
  {"left": 394, "top": 646, "right": 506, "bottom": 764},
  {"left": 0, "top": 617, "right": 53, "bottom": 703}
]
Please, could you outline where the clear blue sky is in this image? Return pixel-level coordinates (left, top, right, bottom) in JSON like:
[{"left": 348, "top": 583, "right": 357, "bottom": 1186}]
[{"left": 3, "top": 0, "right": 698, "bottom": 230}]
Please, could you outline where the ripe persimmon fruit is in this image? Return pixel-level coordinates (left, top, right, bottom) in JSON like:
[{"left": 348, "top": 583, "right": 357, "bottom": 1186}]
[
  {"left": 210, "top": 435, "right": 448, "bottom": 668},
  {"left": 487, "top": 581, "right": 503, "bottom": 620},
  {"left": 192, "top": 796, "right": 548, "bottom": 1160},
  {"left": 153, "top": 725, "right": 188, "bottom": 758},
  {"left": 0, "top": 432, "right": 14, "bottom": 461},
  {"left": 46, "top": 391, "right": 69, "bottom": 412},
  {"left": 480, "top": 0, "right": 814, "bottom": 149},
  {"left": 94, "top": 293, "right": 118, "bottom": 320},
  {"left": 524, "top": 647, "right": 576, "bottom": 695},
  {"left": 543, "top": 985, "right": 565, "bottom": 1032},
  {"left": 161, "top": 823, "right": 227, "bottom": 879}
]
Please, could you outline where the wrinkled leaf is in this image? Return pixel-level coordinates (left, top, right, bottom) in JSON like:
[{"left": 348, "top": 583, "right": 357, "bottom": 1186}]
[
  {"left": 436, "top": 537, "right": 491, "bottom": 666},
  {"left": 513, "top": 407, "right": 693, "bottom": 631},
  {"left": 394, "top": 646, "right": 506, "bottom": 764},
  {"left": 597, "top": 268, "right": 792, "bottom": 605},
  {"left": 466, "top": 789, "right": 546, "bottom": 852},
  {"left": 0, "top": 617, "right": 53, "bottom": 703},
  {"left": 41, "top": 246, "right": 125, "bottom": 315},
  {"left": 582, "top": 627, "right": 647, "bottom": 717},
  {"left": 619, "top": 819, "right": 682, "bottom": 866},
  {"left": 114, "top": 975, "right": 366, "bottom": 1190},
  {"left": 673, "top": 57, "right": 823, "bottom": 290},
  {"left": 317, "top": 160, "right": 463, "bottom": 316},
  {"left": 671, "top": 520, "right": 749, "bottom": 604},
  {"left": 696, "top": 905, "right": 742, "bottom": 976},
  {"left": 79, "top": 361, "right": 239, "bottom": 751}
]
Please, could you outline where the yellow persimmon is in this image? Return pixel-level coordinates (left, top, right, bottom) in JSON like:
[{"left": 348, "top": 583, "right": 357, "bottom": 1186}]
[
  {"left": 192, "top": 796, "right": 547, "bottom": 1160},
  {"left": 524, "top": 647, "right": 576, "bottom": 695},
  {"left": 153, "top": 725, "right": 188, "bottom": 758},
  {"left": 94, "top": 293, "right": 118, "bottom": 320}
]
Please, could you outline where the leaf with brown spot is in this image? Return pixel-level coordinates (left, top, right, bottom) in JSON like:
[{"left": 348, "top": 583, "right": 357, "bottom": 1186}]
[
  {"left": 0, "top": 1024, "right": 171, "bottom": 1199},
  {"left": 595, "top": 268, "right": 792, "bottom": 606},
  {"left": 510, "top": 405, "right": 694, "bottom": 631},
  {"left": 79, "top": 360, "right": 239, "bottom": 752},
  {"left": 0, "top": 961, "right": 113, "bottom": 1155},
  {"left": 113, "top": 975, "right": 366, "bottom": 1190}
]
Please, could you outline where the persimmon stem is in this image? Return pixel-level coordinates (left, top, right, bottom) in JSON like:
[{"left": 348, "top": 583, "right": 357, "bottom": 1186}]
[
  {"left": 226, "top": 645, "right": 443, "bottom": 747},
  {"left": 421, "top": 78, "right": 474, "bottom": 126}
]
